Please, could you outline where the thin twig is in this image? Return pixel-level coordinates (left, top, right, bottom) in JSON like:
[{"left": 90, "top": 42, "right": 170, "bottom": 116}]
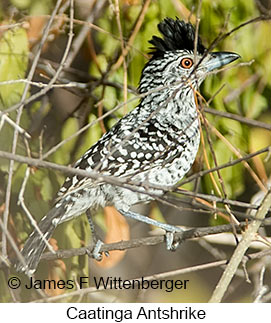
[
  {"left": 17, "top": 167, "right": 56, "bottom": 255},
  {"left": 210, "top": 122, "right": 267, "bottom": 192},
  {"left": 112, "top": 0, "right": 151, "bottom": 71},
  {"left": 31, "top": 248, "right": 271, "bottom": 302},
  {"left": 209, "top": 189, "right": 271, "bottom": 303},
  {"left": 204, "top": 107, "right": 271, "bottom": 131},
  {"left": 179, "top": 146, "right": 270, "bottom": 186},
  {"left": 193, "top": 0, "right": 202, "bottom": 64},
  {"left": 0, "top": 114, "right": 31, "bottom": 139},
  {"left": 1, "top": 149, "right": 271, "bottom": 217},
  {"left": 64, "top": 0, "right": 106, "bottom": 68},
  {"left": 2, "top": 0, "right": 64, "bottom": 259},
  {"left": 114, "top": 0, "right": 128, "bottom": 114}
]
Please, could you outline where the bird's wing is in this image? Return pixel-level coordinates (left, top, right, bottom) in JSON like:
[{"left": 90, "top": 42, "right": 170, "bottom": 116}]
[{"left": 56, "top": 111, "right": 188, "bottom": 199}]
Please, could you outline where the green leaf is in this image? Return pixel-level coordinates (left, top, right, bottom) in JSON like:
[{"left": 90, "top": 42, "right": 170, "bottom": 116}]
[
  {"left": 0, "top": 25, "right": 29, "bottom": 109},
  {"left": 54, "top": 118, "right": 79, "bottom": 165},
  {"left": 75, "top": 114, "right": 103, "bottom": 159}
]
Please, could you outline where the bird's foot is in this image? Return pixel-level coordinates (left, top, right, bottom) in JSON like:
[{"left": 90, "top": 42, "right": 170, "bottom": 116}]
[
  {"left": 86, "top": 209, "right": 109, "bottom": 260},
  {"left": 91, "top": 239, "right": 103, "bottom": 261},
  {"left": 118, "top": 209, "right": 183, "bottom": 251},
  {"left": 165, "top": 231, "right": 182, "bottom": 251},
  {"left": 86, "top": 239, "right": 109, "bottom": 260}
]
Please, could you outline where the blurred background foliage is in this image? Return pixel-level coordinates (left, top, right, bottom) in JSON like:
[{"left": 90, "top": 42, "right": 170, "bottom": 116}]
[{"left": 0, "top": 0, "right": 270, "bottom": 302}]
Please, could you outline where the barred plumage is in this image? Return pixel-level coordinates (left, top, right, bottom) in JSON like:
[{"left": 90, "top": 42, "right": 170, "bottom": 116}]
[{"left": 16, "top": 18, "right": 240, "bottom": 274}]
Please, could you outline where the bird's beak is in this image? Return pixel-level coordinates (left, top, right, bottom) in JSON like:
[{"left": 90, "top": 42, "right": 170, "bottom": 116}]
[{"left": 206, "top": 51, "right": 240, "bottom": 71}]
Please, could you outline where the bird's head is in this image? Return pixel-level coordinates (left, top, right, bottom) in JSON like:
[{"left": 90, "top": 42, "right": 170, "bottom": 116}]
[{"left": 139, "top": 18, "right": 240, "bottom": 94}]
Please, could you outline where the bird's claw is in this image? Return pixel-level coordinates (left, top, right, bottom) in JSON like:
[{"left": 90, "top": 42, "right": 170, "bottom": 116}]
[
  {"left": 87, "top": 239, "right": 105, "bottom": 261},
  {"left": 165, "top": 231, "right": 182, "bottom": 251}
]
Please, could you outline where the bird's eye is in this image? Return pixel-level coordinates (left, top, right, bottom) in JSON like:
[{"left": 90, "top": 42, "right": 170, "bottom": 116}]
[{"left": 180, "top": 58, "right": 193, "bottom": 69}]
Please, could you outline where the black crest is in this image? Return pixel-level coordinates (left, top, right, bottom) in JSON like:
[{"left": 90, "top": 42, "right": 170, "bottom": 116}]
[{"left": 149, "top": 17, "right": 206, "bottom": 57}]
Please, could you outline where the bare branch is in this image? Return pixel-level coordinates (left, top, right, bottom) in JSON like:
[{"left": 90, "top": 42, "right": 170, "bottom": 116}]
[
  {"left": 32, "top": 248, "right": 271, "bottom": 302},
  {"left": 209, "top": 189, "right": 271, "bottom": 303},
  {"left": 2, "top": 0, "right": 64, "bottom": 259}
]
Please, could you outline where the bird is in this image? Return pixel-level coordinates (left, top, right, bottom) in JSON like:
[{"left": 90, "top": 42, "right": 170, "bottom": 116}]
[{"left": 16, "top": 17, "right": 240, "bottom": 275}]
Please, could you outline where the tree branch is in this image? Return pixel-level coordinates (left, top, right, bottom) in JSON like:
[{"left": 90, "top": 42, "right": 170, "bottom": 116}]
[{"left": 209, "top": 189, "right": 271, "bottom": 303}]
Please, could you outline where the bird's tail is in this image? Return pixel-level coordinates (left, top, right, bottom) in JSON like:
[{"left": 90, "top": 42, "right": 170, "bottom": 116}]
[{"left": 15, "top": 206, "right": 63, "bottom": 275}]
